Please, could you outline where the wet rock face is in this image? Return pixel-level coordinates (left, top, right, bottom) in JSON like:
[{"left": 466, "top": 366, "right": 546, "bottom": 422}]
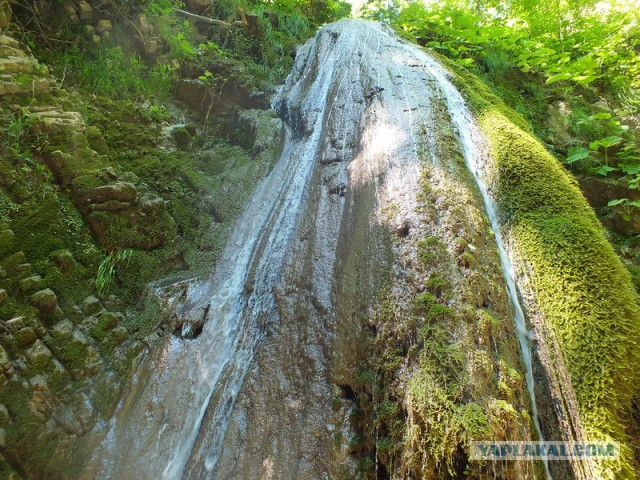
[
  {"left": 210, "top": 19, "right": 535, "bottom": 480},
  {"left": 62, "top": 17, "right": 616, "bottom": 480}
]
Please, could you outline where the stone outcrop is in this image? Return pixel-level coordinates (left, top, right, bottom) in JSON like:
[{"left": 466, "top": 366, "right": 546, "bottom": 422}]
[
  {"left": 0, "top": 4, "right": 285, "bottom": 475},
  {"left": 0, "top": 24, "right": 157, "bottom": 479},
  {"left": 24, "top": 105, "right": 177, "bottom": 250},
  {"left": 0, "top": 35, "right": 51, "bottom": 97}
]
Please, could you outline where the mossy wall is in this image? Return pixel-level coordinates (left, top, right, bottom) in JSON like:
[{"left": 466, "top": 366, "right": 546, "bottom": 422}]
[
  {"left": 478, "top": 109, "right": 640, "bottom": 479},
  {"left": 335, "top": 91, "right": 539, "bottom": 479}
]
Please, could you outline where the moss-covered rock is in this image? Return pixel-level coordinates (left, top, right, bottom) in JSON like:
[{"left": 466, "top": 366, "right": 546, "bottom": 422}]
[
  {"left": 29, "top": 288, "right": 58, "bottom": 313},
  {"left": 478, "top": 110, "right": 640, "bottom": 479},
  {"left": 85, "top": 124, "right": 109, "bottom": 156}
]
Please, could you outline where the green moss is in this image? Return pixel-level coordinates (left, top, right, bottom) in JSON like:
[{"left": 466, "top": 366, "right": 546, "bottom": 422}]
[
  {"left": 456, "top": 402, "right": 490, "bottom": 440},
  {"left": 71, "top": 172, "right": 104, "bottom": 195},
  {"left": 453, "top": 236, "right": 468, "bottom": 252},
  {"left": 406, "top": 357, "right": 467, "bottom": 477},
  {"left": 479, "top": 110, "right": 640, "bottom": 479},
  {"left": 427, "top": 304, "right": 454, "bottom": 320},
  {"left": 417, "top": 236, "right": 444, "bottom": 265},
  {"left": 85, "top": 125, "right": 109, "bottom": 156},
  {"left": 412, "top": 292, "right": 437, "bottom": 316},
  {"left": 426, "top": 274, "right": 448, "bottom": 291},
  {"left": 48, "top": 336, "right": 87, "bottom": 372}
]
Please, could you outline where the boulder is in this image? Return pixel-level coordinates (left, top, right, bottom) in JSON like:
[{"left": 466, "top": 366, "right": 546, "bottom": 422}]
[
  {"left": 109, "top": 326, "right": 128, "bottom": 346},
  {"left": 87, "top": 199, "right": 176, "bottom": 250},
  {"left": 32, "top": 110, "right": 85, "bottom": 136},
  {"left": 0, "top": 404, "right": 9, "bottom": 423},
  {"left": 49, "top": 250, "right": 76, "bottom": 273},
  {"left": 14, "top": 327, "right": 36, "bottom": 347},
  {"left": 85, "top": 125, "right": 109, "bottom": 155},
  {"left": 0, "top": 229, "right": 14, "bottom": 254},
  {"left": 72, "top": 392, "right": 95, "bottom": 432},
  {"left": 119, "top": 171, "right": 139, "bottom": 183},
  {"left": 0, "top": 55, "right": 36, "bottom": 75},
  {"left": 84, "top": 345, "right": 103, "bottom": 374},
  {"left": 98, "top": 312, "right": 119, "bottom": 330},
  {"left": 0, "top": 344, "right": 10, "bottom": 371},
  {"left": 30, "top": 289, "right": 58, "bottom": 313},
  {"left": 85, "top": 182, "right": 137, "bottom": 204},
  {"left": 4, "top": 316, "right": 25, "bottom": 333},
  {"left": 19, "top": 275, "right": 42, "bottom": 292},
  {"left": 81, "top": 295, "right": 103, "bottom": 316},
  {"left": 90, "top": 200, "right": 131, "bottom": 212},
  {"left": 28, "top": 375, "right": 52, "bottom": 423},
  {"left": 95, "top": 19, "right": 112, "bottom": 34},
  {"left": 72, "top": 329, "right": 90, "bottom": 348},
  {"left": 13, "top": 263, "right": 32, "bottom": 277},
  {"left": 184, "top": 0, "right": 210, "bottom": 13},
  {"left": 51, "top": 319, "right": 74, "bottom": 340},
  {"left": 1, "top": 251, "right": 25, "bottom": 269},
  {"left": 53, "top": 403, "right": 83, "bottom": 435},
  {"left": 76, "top": 1, "right": 93, "bottom": 21},
  {"left": 26, "top": 340, "right": 52, "bottom": 367}
]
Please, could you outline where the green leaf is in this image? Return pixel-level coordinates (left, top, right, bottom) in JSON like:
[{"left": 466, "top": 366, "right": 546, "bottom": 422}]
[
  {"left": 457, "top": 57, "right": 475, "bottom": 66},
  {"left": 628, "top": 201, "right": 640, "bottom": 208},
  {"left": 566, "top": 146, "right": 591, "bottom": 164},
  {"left": 546, "top": 72, "right": 573, "bottom": 84},
  {"left": 620, "top": 163, "right": 640, "bottom": 175},
  {"left": 531, "top": 47, "right": 556, "bottom": 57},
  {"left": 574, "top": 75, "right": 600, "bottom": 85},
  {"left": 596, "top": 165, "right": 617, "bottom": 176},
  {"left": 590, "top": 136, "right": 623, "bottom": 150},
  {"left": 608, "top": 198, "right": 628, "bottom": 206},
  {"left": 590, "top": 113, "right": 612, "bottom": 121}
]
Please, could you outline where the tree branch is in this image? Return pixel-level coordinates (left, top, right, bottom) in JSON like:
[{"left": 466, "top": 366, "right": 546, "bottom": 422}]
[{"left": 176, "top": 9, "right": 245, "bottom": 30}]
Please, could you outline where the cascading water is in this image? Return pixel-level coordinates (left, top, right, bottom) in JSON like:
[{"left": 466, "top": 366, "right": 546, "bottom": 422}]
[{"left": 81, "top": 19, "right": 549, "bottom": 479}]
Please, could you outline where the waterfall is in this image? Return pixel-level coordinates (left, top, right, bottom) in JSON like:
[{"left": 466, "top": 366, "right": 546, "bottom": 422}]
[{"left": 81, "top": 19, "right": 548, "bottom": 479}]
